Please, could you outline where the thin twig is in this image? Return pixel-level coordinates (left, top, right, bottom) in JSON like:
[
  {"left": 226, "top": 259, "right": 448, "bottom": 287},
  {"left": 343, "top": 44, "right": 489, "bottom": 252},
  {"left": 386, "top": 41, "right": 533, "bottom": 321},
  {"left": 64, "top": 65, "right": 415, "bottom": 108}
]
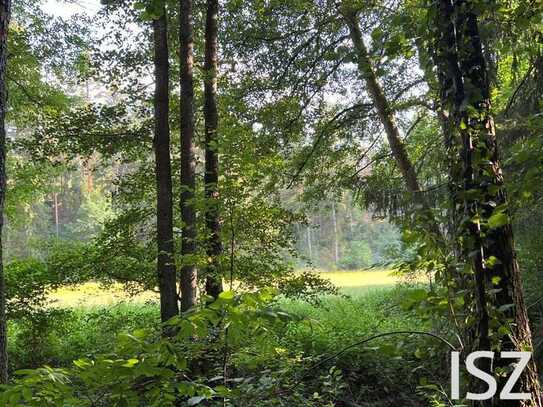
[
  {"left": 287, "top": 102, "right": 372, "bottom": 188},
  {"left": 528, "top": 295, "right": 543, "bottom": 310},
  {"left": 504, "top": 63, "right": 535, "bottom": 116}
]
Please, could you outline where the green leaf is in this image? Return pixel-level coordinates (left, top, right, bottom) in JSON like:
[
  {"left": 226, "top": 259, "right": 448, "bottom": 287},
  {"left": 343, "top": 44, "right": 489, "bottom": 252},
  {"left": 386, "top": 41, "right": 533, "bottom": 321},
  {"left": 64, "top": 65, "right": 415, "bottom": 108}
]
[
  {"left": 122, "top": 358, "right": 139, "bottom": 368},
  {"left": 14, "top": 369, "right": 36, "bottom": 376},
  {"left": 488, "top": 212, "right": 508, "bottom": 229},
  {"left": 491, "top": 275, "right": 501, "bottom": 285},
  {"left": 486, "top": 256, "right": 501, "bottom": 270},
  {"left": 408, "top": 288, "right": 428, "bottom": 302},
  {"left": 73, "top": 359, "right": 92, "bottom": 369},
  {"left": 498, "top": 325, "right": 511, "bottom": 336},
  {"left": 380, "top": 343, "right": 396, "bottom": 357},
  {"left": 218, "top": 291, "right": 235, "bottom": 300},
  {"left": 22, "top": 388, "right": 32, "bottom": 402}
]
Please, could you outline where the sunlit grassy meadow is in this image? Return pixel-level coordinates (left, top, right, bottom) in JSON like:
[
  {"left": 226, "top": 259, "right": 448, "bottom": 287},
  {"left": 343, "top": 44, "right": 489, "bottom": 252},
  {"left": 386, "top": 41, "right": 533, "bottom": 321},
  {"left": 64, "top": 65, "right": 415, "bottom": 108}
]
[
  {"left": 47, "top": 269, "right": 399, "bottom": 307},
  {"left": 318, "top": 269, "right": 398, "bottom": 296}
]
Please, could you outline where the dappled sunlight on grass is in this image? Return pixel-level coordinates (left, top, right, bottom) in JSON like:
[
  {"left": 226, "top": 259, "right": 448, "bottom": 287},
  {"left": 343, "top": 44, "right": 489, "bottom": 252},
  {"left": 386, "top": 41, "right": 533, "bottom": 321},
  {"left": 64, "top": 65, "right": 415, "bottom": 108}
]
[
  {"left": 318, "top": 269, "right": 397, "bottom": 287},
  {"left": 48, "top": 282, "right": 158, "bottom": 308},
  {"left": 48, "top": 270, "right": 399, "bottom": 307}
]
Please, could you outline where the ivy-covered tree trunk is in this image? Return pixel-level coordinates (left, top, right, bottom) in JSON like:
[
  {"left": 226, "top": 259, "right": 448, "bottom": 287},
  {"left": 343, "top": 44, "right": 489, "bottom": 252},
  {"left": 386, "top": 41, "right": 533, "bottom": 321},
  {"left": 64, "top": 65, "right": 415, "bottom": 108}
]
[
  {"left": 0, "top": 0, "right": 9, "bottom": 385},
  {"left": 179, "top": 0, "right": 198, "bottom": 312},
  {"left": 153, "top": 7, "right": 178, "bottom": 323},
  {"left": 203, "top": 0, "right": 223, "bottom": 299},
  {"left": 434, "top": 0, "right": 542, "bottom": 403}
]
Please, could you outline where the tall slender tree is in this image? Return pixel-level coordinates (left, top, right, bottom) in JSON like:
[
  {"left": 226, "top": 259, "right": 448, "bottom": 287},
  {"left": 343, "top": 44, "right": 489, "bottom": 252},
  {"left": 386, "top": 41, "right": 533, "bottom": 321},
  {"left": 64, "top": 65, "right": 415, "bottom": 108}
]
[
  {"left": 340, "top": 7, "right": 420, "bottom": 196},
  {"left": 203, "top": 0, "right": 223, "bottom": 299},
  {"left": 179, "top": 0, "right": 198, "bottom": 311},
  {"left": 0, "top": 0, "right": 10, "bottom": 384},
  {"left": 433, "top": 0, "right": 542, "bottom": 402},
  {"left": 339, "top": 5, "right": 442, "bottom": 241},
  {"left": 331, "top": 201, "right": 339, "bottom": 265},
  {"left": 153, "top": 5, "right": 178, "bottom": 323}
]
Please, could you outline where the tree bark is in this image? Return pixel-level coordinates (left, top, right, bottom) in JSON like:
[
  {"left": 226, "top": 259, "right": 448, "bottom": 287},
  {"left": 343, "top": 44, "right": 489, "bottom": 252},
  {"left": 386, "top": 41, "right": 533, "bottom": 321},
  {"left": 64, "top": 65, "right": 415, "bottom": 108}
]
[
  {"left": 331, "top": 201, "right": 339, "bottom": 265},
  {"left": 179, "top": 0, "right": 198, "bottom": 312},
  {"left": 53, "top": 192, "right": 60, "bottom": 238},
  {"left": 153, "top": 8, "right": 178, "bottom": 323},
  {"left": 341, "top": 7, "right": 444, "bottom": 244},
  {"left": 306, "top": 225, "right": 312, "bottom": 262},
  {"left": 0, "top": 0, "right": 10, "bottom": 385},
  {"left": 203, "top": 0, "right": 223, "bottom": 299},
  {"left": 341, "top": 10, "right": 420, "bottom": 196},
  {"left": 434, "top": 0, "right": 541, "bottom": 403}
]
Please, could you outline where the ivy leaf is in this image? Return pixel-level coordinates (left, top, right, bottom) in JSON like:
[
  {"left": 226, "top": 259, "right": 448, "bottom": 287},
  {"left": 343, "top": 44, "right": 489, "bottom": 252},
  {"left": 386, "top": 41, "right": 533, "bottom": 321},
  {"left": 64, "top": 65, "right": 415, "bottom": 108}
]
[
  {"left": 486, "top": 256, "right": 501, "bottom": 270},
  {"left": 488, "top": 211, "right": 508, "bottom": 229},
  {"left": 491, "top": 275, "right": 501, "bottom": 285}
]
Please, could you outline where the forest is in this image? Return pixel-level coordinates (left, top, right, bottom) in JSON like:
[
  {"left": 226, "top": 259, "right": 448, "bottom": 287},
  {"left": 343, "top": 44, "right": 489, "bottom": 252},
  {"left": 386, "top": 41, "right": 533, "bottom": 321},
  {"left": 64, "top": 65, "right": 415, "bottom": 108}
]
[{"left": 0, "top": 0, "right": 541, "bottom": 405}]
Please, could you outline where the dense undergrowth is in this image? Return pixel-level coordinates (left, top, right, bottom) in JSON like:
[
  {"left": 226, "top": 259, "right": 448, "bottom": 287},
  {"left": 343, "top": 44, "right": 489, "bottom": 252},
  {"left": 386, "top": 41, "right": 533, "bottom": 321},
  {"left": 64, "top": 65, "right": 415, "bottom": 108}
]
[{"left": 4, "top": 288, "right": 447, "bottom": 406}]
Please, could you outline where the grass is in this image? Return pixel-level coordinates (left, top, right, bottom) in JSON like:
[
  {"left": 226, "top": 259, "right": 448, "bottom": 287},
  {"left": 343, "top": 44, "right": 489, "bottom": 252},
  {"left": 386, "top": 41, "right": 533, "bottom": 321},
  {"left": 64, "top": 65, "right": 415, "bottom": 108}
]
[
  {"left": 47, "top": 269, "right": 399, "bottom": 307},
  {"left": 317, "top": 269, "right": 398, "bottom": 296},
  {"left": 48, "top": 282, "right": 159, "bottom": 308}
]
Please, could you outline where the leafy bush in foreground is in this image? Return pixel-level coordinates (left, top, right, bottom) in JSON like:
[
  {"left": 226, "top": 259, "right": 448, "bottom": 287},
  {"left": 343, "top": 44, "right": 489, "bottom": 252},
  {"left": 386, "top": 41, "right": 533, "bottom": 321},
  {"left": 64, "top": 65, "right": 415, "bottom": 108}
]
[{"left": 1, "top": 289, "right": 289, "bottom": 406}]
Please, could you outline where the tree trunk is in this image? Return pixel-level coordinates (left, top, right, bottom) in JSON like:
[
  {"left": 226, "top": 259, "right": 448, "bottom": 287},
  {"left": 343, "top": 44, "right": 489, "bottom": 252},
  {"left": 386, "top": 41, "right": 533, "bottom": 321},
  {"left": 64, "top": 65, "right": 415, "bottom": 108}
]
[
  {"left": 341, "top": 10, "right": 420, "bottom": 196},
  {"left": 203, "top": 0, "right": 223, "bottom": 299},
  {"left": 347, "top": 195, "right": 354, "bottom": 240},
  {"left": 53, "top": 192, "right": 59, "bottom": 238},
  {"left": 153, "top": 8, "right": 178, "bottom": 323},
  {"left": 331, "top": 201, "right": 339, "bottom": 265},
  {"left": 341, "top": 7, "right": 444, "bottom": 245},
  {"left": 0, "top": 0, "right": 10, "bottom": 385},
  {"left": 434, "top": 0, "right": 541, "bottom": 403},
  {"left": 306, "top": 225, "right": 312, "bottom": 263},
  {"left": 179, "top": 0, "right": 198, "bottom": 312}
]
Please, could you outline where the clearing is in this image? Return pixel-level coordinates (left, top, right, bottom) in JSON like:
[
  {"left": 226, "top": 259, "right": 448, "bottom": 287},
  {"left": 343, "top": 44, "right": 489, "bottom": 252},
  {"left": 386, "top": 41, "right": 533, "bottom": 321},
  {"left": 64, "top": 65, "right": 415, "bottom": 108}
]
[{"left": 48, "top": 269, "right": 399, "bottom": 307}]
